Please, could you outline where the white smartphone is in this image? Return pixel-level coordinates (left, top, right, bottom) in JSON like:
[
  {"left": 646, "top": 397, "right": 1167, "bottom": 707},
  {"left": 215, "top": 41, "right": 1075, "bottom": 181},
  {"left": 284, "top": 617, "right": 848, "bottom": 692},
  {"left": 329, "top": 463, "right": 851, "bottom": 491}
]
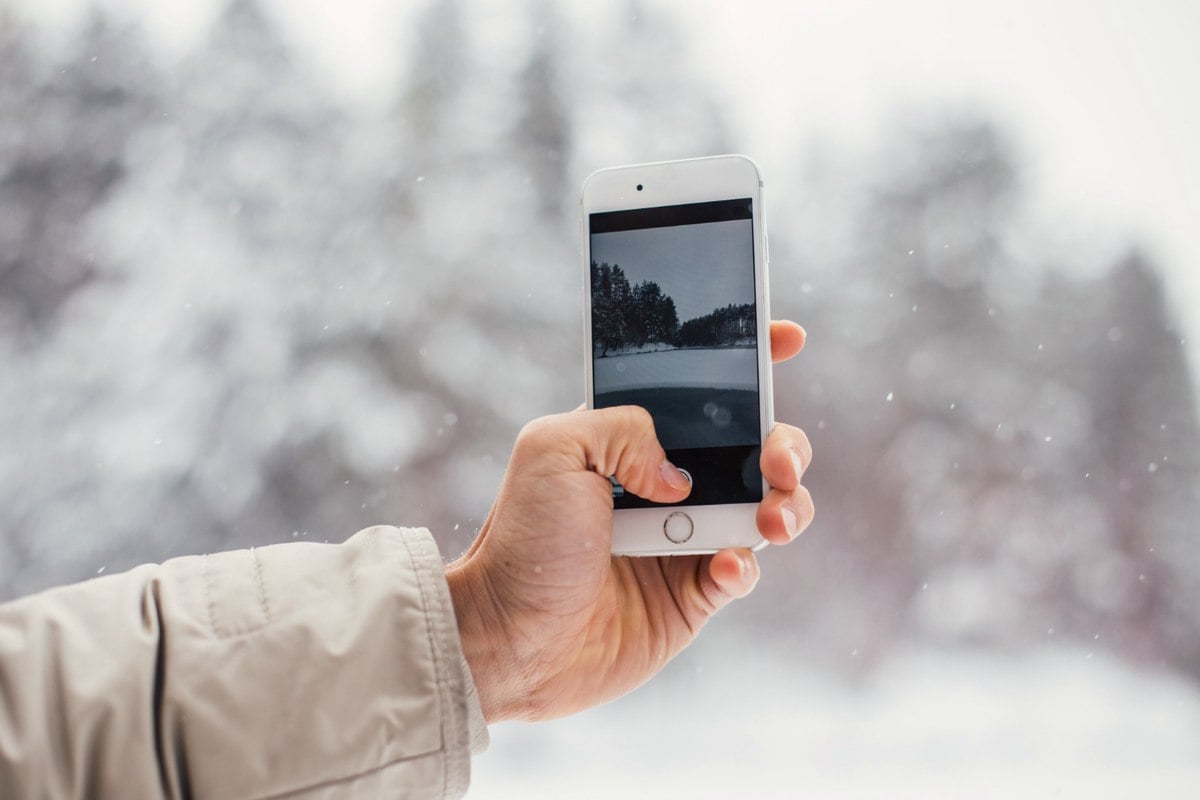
[{"left": 581, "top": 155, "right": 774, "bottom": 556}]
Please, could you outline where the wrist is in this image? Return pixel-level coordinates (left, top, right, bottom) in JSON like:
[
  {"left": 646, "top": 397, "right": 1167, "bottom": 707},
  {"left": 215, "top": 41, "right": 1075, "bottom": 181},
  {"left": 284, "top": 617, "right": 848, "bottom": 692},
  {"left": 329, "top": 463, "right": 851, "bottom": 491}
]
[{"left": 445, "top": 558, "right": 524, "bottom": 723}]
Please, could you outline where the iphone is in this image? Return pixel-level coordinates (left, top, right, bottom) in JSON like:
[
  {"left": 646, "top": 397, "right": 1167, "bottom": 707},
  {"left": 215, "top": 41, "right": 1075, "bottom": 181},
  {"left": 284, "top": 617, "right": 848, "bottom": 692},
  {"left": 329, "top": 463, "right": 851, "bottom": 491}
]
[{"left": 582, "top": 155, "right": 773, "bottom": 555}]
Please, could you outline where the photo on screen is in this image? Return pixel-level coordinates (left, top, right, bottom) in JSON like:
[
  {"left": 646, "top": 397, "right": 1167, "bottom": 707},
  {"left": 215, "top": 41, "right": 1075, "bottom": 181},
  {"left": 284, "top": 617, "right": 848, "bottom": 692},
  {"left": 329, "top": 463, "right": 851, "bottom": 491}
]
[{"left": 590, "top": 199, "right": 760, "bottom": 461}]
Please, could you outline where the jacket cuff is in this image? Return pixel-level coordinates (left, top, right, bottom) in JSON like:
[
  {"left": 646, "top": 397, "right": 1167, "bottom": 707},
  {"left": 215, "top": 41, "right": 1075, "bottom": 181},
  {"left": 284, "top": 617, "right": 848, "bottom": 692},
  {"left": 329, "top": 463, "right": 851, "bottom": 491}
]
[
  {"left": 391, "top": 526, "right": 491, "bottom": 759},
  {"left": 460, "top": 652, "right": 491, "bottom": 753}
]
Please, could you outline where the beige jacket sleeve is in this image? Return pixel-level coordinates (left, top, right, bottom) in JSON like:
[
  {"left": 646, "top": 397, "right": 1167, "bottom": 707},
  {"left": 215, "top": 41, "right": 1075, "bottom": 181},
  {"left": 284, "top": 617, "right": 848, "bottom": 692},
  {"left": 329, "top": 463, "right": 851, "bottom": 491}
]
[{"left": 0, "top": 525, "right": 489, "bottom": 799}]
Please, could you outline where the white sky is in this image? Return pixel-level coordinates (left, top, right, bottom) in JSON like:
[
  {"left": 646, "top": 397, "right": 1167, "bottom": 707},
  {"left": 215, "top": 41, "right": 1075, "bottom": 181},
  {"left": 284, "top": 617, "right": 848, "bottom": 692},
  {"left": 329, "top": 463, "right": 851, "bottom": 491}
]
[
  {"left": 591, "top": 219, "right": 756, "bottom": 322},
  {"left": 14, "top": 0, "right": 1200, "bottom": 365},
  {"left": 665, "top": 0, "right": 1200, "bottom": 359}
]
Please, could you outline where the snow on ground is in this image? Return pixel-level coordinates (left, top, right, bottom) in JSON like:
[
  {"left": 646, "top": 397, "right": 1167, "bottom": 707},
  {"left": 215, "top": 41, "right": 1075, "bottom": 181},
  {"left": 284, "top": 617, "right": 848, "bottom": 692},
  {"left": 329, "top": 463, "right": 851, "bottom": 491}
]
[
  {"left": 595, "top": 342, "right": 678, "bottom": 358},
  {"left": 470, "top": 642, "right": 1200, "bottom": 799},
  {"left": 595, "top": 347, "right": 758, "bottom": 393}
]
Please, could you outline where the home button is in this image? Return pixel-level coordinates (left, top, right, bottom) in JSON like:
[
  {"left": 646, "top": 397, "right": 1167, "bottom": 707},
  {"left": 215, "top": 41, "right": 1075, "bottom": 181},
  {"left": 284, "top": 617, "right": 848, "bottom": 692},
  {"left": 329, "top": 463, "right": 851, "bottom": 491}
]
[{"left": 663, "top": 511, "right": 694, "bottom": 544}]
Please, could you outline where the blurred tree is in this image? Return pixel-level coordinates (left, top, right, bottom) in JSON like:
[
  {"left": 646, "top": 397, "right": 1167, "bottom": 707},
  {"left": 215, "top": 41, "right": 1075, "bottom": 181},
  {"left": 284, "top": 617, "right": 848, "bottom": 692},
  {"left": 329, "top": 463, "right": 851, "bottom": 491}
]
[
  {"left": 765, "top": 114, "right": 1200, "bottom": 680},
  {"left": 0, "top": 11, "right": 158, "bottom": 339},
  {"left": 766, "top": 118, "right": 1026, "bottom": 670},
  {"left": 3, "top": 2, "right": 1197, "bottom": 691},
  {"left": 0, "top": 11, "right": 164, "bottom": 594},
  {"left": 398, "top": 0, "right": 468, "bottom": 153},
  {"left": 1, "top": 0, "right": 744, "bottom": 599},
  {"left": 0, "top": 0, "right": 365, "bottom": 597},
  {"left": 568, "top": 0, "right": 732, "bottom": 169},
  {"left": 513, "top": 0, "right": 573, "bottom": 220},
  {"left": 351, "top": 0, "right": 588, "bottom": 559},
  {"left": 1084, "top": 252, "right": 1200, "bottom": 671}
]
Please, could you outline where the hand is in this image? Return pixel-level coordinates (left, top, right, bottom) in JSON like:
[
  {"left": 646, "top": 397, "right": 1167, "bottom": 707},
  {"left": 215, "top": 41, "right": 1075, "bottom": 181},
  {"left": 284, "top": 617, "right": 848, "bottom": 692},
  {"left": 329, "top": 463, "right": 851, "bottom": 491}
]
[{"left": 445, "top": 321, "right": 813, "bottom": 722}]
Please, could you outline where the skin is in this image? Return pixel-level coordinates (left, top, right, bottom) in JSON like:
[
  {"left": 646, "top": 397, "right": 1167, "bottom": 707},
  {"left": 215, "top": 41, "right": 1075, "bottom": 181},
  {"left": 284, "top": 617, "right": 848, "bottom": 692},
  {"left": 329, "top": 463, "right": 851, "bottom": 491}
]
[{"left": 445, "top": 320, "right": 813, "bottom": 722}]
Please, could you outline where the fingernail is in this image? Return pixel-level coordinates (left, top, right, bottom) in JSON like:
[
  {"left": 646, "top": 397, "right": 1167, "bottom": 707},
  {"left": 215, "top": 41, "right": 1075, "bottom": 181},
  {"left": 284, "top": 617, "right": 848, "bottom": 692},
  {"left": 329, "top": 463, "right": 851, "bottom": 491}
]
[
  {"left": 660, "top": 460, "right": 692, "bottom": 490},
  {"left": 790, "top": 449, "right": 804, "bottom": 481},
  {"left": 736, "top": 551, "right": 759, "bottom": 592},
  {"left": 782, "top": 507, "right": 799, "bottom": 538}
]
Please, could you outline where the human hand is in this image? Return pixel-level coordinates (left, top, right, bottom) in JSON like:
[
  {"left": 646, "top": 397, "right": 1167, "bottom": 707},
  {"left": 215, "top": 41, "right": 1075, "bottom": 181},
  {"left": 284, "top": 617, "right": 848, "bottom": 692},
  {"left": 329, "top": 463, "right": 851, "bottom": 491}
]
[{"left": 445, "top": 321, "right": 812, "bottom": 722}]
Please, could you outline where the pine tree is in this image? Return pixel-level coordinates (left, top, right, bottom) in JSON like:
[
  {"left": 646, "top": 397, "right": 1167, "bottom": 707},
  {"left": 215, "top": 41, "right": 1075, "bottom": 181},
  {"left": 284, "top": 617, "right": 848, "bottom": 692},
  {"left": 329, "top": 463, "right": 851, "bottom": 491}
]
[
  {"left": 573, "top": 0, "right": 731, "bottom": 163},
  {"left": 513, "top": 0, "right": 573, "bottom": 220},
  {"left": 591, "top": 262, "right": 635, "bottom": 355},
  {"left": 397, "top": 0, "right": 468, "bottom": 150},
  {"left": 0, "top": 11, "right": 158, "bottom": 336},
  {"left": 5, "top": 0, "right": 360, "bottom": 586},
  {"left": 0, "top": 11, "right": 165, "bottom": 596},
  {"left": 1087, "top": 252, "right": 1200, "bottom": 672}
]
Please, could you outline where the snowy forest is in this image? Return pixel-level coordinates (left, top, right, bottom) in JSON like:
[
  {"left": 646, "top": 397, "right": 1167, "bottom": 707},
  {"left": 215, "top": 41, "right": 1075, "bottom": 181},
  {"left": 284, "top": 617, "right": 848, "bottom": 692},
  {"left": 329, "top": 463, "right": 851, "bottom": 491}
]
[
  {"left": 591, "top": 260, "right": 754, "bottom": 355},
  {"left": 591, "top": 262, "right": 680, "bottom": 355},
  {"left": 3, "top": 0, "right": 1199, "bottom": 794},
  {"left": 679, "top": 302, "right": 754, "bottom": 347}
]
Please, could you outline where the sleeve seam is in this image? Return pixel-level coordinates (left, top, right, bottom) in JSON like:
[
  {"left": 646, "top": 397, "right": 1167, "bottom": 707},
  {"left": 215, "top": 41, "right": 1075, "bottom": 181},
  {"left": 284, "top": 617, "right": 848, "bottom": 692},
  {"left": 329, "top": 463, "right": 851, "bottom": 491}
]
[
  {"left": 396, "top": 529, "right": 468, "bottom": 799},
  {"left": 201, "top": 553, "right": 218, "bottom": 637},
  {"left": 251, "top": 547, "right": 271, "bottom": 625}
]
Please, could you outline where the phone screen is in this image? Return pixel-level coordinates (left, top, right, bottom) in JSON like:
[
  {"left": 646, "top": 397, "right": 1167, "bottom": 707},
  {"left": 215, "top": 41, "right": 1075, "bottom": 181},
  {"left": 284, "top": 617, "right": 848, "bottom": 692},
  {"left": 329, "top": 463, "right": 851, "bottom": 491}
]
[{"left": 590, "top": 198, "right": 763, "bottom": 508}]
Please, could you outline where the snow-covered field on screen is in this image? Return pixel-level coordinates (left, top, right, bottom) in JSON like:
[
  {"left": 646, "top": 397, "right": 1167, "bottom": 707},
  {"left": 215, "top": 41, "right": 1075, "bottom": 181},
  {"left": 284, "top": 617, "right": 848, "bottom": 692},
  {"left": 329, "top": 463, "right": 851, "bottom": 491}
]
[{"left": 595, "top": 347, "right": 757, "bottom": 392}]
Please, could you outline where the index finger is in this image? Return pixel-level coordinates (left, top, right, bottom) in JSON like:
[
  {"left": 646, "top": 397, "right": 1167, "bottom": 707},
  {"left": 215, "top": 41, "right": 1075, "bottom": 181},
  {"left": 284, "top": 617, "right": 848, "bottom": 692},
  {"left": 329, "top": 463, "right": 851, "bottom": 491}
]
[{"left": 770, "top": 321, "right": 806, "bottom": 364}]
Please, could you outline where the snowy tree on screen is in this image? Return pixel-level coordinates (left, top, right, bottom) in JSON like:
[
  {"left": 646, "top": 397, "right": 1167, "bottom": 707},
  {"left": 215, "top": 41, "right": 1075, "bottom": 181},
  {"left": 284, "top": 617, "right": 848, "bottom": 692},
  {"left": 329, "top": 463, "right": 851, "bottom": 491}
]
[
  {"left": 591, "top": 261, "right": 683, "bottom": 354},
  {"left": 591, "top": 261, "right": 630, "bottom": 356},
  {"left": 678, "top": 303, "right": 754, "bottom": 347}
]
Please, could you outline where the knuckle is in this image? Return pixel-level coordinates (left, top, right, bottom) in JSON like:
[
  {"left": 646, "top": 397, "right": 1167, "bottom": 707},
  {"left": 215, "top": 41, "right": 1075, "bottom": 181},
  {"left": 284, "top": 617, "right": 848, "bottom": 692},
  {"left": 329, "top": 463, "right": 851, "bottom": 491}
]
[
  {"left": 793, "top": 485, "right": 815, "bottom": 524},
  {"left": 514, "top": 413, "right": 564, "bottom": 452},
  {"left": 794, "top": 428, "right": 813, "bottom": 469},
  {"left": 599, "top": 405, "right": 657, "bottom": 450},
  {"left": 612, "top": 404, "right": 654, "bottom": 432}
]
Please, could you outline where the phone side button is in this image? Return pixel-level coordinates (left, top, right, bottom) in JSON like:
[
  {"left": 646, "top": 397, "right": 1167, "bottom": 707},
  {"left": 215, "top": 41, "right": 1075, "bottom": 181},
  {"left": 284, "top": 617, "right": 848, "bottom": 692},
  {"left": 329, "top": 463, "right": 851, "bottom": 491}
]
[{"left": 663, "top": 511, "right": 694, "bottom": 544}]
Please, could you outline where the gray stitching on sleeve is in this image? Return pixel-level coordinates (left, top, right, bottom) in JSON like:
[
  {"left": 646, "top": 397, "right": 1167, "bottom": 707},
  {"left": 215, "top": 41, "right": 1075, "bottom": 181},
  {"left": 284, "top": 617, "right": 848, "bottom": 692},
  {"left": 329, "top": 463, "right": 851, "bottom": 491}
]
[
  {"left": 251, "top": 547, "right": 271, "bottom": 624},
  {"left": 202, "top": 553, "right": 219, "bottom": 637}
]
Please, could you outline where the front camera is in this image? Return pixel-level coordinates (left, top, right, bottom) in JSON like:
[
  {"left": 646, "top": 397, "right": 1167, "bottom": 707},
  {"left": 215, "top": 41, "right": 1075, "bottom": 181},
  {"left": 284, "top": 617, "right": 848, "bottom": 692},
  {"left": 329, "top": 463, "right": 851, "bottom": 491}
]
[{"left": 636, "top": 184, "right": 643, "bottom": 191}]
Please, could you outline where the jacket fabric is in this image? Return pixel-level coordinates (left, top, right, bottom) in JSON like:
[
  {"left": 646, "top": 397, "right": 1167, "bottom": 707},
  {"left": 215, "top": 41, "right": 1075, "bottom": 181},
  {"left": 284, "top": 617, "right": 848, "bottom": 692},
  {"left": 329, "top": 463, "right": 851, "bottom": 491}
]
[{"left": 0, "top": 525, "right": 488, "bottom": 799}]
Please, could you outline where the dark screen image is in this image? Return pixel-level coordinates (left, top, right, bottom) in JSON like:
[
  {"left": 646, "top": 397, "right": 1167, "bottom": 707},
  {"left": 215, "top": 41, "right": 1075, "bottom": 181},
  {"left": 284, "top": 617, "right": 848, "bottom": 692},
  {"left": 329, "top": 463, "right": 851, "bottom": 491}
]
[{"left": 590, "top": 198, "right": 762, "bottom": 508}]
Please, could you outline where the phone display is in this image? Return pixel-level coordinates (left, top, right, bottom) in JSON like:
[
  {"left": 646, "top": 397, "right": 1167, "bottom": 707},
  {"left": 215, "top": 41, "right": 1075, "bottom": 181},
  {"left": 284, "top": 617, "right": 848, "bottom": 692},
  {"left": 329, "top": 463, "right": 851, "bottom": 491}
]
[
  {"left": 582, "top": 156, "right": 772, "bottom": 555},
  {"left": 590, "top": 199, "right": 762, "bottom": 507}
]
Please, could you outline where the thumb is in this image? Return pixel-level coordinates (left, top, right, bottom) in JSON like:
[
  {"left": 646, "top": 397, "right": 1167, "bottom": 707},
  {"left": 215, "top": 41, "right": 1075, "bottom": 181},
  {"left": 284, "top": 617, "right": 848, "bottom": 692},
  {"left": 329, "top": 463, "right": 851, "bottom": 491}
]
[{"left": 576, "top": 406, "right": 692, "bottom": 504}]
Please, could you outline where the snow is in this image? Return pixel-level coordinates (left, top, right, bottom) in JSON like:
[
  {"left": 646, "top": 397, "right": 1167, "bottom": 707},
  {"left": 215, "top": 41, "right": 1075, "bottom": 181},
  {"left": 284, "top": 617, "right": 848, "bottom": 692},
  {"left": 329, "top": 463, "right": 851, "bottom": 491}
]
[
  {"left": 3, "top": 6, "right": 1199, "bottom": 794},
  {"left": 471, "top": 643, "right": 1200, "bottom": 799},
  {"left": 594, "top": 347, "right": 758, "bottom": 393}
]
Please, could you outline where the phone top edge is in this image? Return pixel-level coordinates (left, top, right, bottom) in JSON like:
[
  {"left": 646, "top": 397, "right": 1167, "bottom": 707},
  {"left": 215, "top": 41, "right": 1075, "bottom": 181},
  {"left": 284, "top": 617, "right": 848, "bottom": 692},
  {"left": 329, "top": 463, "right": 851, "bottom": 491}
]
[
  {"left": 581, "top": 153, "right": 762, "bottom": 181},
  {"left": 581, "top": 154, "right": 763, "bottom": 208}
]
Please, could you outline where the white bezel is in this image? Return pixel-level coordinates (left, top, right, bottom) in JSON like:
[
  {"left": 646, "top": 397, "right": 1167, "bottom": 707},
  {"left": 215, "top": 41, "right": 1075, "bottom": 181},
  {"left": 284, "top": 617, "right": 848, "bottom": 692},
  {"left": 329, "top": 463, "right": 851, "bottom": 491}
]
[{"left": 581, "top": 155, "right": 774, "bottom": 556}]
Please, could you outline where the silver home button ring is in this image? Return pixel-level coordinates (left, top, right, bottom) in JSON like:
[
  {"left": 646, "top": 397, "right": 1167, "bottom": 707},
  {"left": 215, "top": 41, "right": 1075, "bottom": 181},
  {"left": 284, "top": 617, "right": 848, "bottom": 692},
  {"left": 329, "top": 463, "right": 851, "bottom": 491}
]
[{"left": 663, "top": 511, "right": 694, "bottom": 544}]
